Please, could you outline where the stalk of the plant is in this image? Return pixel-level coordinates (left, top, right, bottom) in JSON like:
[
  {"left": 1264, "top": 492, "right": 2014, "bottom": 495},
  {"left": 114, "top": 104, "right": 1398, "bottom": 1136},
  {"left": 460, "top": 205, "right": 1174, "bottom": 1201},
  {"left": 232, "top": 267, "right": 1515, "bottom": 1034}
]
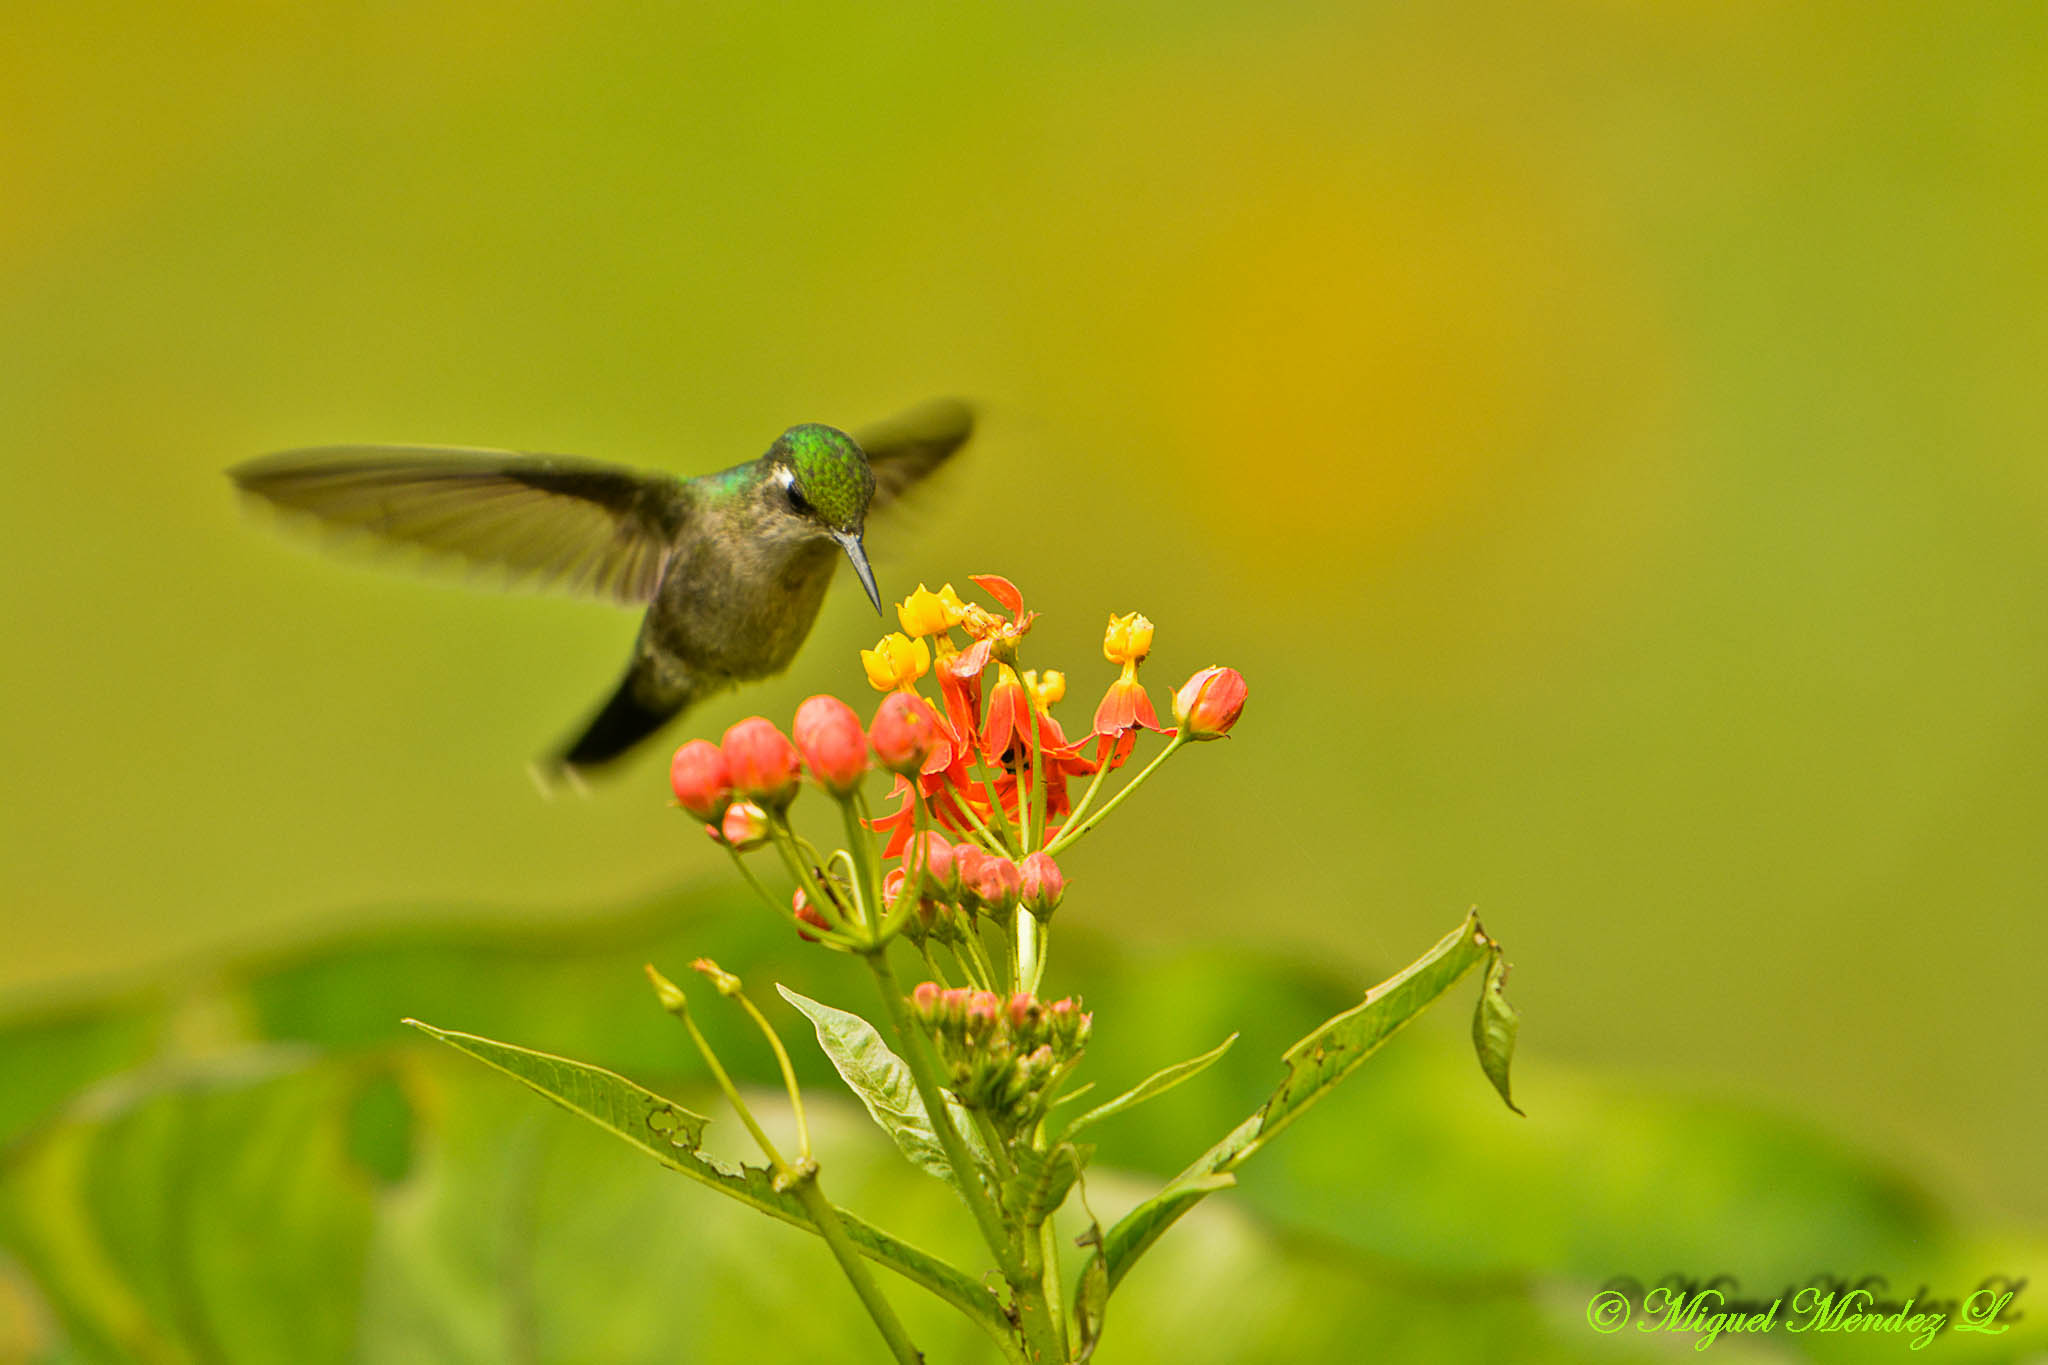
[{"left": 865, "top": 947, "right": 1067, "bottom": 1362}]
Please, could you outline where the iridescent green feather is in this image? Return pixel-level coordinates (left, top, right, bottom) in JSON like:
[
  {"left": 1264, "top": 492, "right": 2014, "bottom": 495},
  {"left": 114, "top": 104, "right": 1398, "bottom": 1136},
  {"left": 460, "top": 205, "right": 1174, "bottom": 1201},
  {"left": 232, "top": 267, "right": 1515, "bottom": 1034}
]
[{"left": 780, "top": 424, "right": 875, "bottom": 530}]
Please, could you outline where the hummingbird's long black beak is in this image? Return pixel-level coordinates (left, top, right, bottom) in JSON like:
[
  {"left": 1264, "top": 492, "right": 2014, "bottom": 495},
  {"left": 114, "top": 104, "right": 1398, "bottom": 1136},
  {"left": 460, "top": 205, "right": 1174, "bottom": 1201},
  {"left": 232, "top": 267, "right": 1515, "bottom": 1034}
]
[{"left": 835, "top": 530, "right": 883, "bottom": 615}]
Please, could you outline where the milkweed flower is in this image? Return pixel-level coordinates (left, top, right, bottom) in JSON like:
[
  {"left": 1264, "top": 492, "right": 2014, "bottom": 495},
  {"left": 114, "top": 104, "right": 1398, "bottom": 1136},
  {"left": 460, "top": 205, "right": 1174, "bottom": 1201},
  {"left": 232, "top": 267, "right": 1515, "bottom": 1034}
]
[
  {"left": 897, "top": 582, "right": 969, "bottom": 638},
  {"left": 861, "top": 633, "right": 931, "bottom": 692}
]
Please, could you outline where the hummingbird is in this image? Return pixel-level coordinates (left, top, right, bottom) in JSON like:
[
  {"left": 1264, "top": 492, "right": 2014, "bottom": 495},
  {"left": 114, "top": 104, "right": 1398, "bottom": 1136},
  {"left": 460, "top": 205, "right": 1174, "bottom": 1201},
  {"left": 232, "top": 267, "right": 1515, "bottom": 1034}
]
[{"left": 231, "top": 399, "right": 973, "bottom": 777}]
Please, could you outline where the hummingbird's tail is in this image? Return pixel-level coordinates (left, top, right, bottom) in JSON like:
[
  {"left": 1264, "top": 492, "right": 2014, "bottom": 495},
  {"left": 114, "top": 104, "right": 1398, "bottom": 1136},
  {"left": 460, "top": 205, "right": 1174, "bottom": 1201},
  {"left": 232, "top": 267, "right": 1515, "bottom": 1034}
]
[{"left": 548, "top": 656, "right": 699, "bottom": 776}]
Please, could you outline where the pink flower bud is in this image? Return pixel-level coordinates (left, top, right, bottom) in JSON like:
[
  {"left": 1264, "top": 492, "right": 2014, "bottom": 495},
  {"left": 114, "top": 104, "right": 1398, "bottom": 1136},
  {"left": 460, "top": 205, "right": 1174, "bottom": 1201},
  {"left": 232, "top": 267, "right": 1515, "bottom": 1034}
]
[
  {"left": 953, "top": 846, "right": 991, "bottom": 906},
  {"left": 901, "top": 832, "right": 959, "bottom": 897},
  {"left": 1018, "top": 851, "right": 1065, "bottom": 917},
  {"left": 793, "top": 695, "right": 868, "bottom": 797},
  {"left": 1172, "top": 666, "right": 1247, "bottom": 740},
  {"left": 969, "top": 853, "right": 1022, "bottom": 914},
  {"left": 882, "top": 866, "right": 909, "bottom": 913},
  {"left": 670, "top": 739, "right": 733, "bottom": 823},
  {"left": 911, "top": 980, "right": 942, "bottom": 1013},
  {"left": 793, "top": 889, "right": 832, "bottom": 943},
  {"left": 720, "top": 801, "right": 771, "bottom": 850},
  {"left": 870, "top": 692, "right": 944, "bottom": 775},
  {"left": 722, "top": 717, "right": 803, "bottom": 808}
]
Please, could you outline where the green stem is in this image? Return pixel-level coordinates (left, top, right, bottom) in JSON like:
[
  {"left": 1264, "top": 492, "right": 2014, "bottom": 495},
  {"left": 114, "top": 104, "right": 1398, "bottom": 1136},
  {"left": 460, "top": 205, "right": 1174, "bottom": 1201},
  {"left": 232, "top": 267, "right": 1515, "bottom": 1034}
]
[
  {"left": 732, "top": 992, "right": 812, "bottom": 1160},
  {"left": 864, "top": 949, "right": 1064, "bottom": 1363},
  {"left": 968, "top": 742, "right": 1019, "bottom": 852},
  {"left": 1045, "top": 732, "right": 1189, "bottom": 856},
  {"left": 1021, "top": 687, "right": 1048, "bottom": 853},
  {"left": 961, "top": 921, "right": 1001, "bottom": 992},
  {"left": 676, "top": 999, "right": 786, "bottom": 1173},
  {"left": 767, "top": 823, "right": 857, "bottom": 938},
  {"left": 841, "top": 791, "right": 885, "bottom": 931},
  {"left": 1056, "top": 745, "right": 1117, "bottom": 837},
  {"left": 725, "top": 847, "right": 859, "bottom": 950},
  {"left": 1038, "top": 1217, "right": 1069, "bottom": 1360},
  {"left": 1016, "top": 908, "right": 1040, "bottom": 996},
  {"left": 787, "top": 1167, "right": 926, "bottom": 1365}
]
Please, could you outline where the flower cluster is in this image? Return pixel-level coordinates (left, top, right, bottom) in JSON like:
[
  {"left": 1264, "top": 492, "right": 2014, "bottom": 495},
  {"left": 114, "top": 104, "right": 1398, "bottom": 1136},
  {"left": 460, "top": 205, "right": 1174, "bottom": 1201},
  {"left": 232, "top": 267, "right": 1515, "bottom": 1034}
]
[
  {"left": 668, "top": 573, "right": 1244, "bottom": 998},
  {"left": 909, "top": 982, "right": 1091, "bottom": 1134}
]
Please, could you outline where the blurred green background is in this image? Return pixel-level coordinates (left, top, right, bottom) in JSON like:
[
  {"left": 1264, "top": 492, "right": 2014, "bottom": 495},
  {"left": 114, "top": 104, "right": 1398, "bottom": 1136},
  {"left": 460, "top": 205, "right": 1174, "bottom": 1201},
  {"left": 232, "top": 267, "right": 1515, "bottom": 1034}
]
[{"left": 4, "top": 2, "right": 2045, "bottom": 1361}]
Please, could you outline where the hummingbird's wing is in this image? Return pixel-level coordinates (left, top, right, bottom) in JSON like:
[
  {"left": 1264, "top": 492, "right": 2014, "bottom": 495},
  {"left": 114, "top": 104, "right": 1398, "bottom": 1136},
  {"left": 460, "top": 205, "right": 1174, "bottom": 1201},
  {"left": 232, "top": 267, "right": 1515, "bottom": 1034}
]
[
  {"left": 856, "top": 399, "right": 976, "bottom": 512},
  {"left": 230, "top": 446, "right": 691, "bottom": 605}
]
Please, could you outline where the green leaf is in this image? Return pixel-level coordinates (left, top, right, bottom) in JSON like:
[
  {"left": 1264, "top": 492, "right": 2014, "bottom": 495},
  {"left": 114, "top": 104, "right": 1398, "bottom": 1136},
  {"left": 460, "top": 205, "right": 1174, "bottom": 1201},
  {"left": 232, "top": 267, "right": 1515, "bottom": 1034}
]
[
  {"left": 1072, "top": 1217, "right": 1109, "bottom": 1364},
  {"left": 1471, "top": 946, "right": 1523, "bottom": 1116},
  {"left": 1001, "top": 1142, "right": 1090, "bottom": 1227},
  {"left": 1062, "top": 1032, "right": 1237, "bottom": 1138},
  {"left": 773, "top": 985, "right": 989, "bottom": 1190},
  {"left": 403, "top": 1020, "right": 1008, "bottom": 1341},
  {"left": 1090, "top": 911, "right": 1513, "bottom": 1295}
]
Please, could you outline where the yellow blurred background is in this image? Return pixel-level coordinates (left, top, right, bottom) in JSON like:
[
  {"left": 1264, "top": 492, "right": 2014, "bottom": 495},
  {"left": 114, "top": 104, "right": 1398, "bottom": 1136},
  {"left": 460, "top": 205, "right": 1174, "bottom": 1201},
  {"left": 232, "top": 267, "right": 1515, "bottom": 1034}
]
[{"left": 4, "top": 0, "right": 2042, "bottom": 1253}]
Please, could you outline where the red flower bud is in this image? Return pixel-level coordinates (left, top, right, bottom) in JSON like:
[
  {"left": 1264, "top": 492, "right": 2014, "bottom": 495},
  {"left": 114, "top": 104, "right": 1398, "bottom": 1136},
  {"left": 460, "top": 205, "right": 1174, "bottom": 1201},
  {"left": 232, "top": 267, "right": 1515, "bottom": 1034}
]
[
  {"left": 1173, "top": 666, "right": 1247, "bottom": 740},
  {"left": 969, "top": 853, "right": 1022, "bottom": 914},
  {"left": 901, "top": 831, "right": 959, "bottom": 897},
  {"left": 720, "top": 801, "right": 771, "bottom": 850},
  {"left": 722, "top": 717, "right": 802, "bottom": 809},
  {"left": 793, "top": 889, "right": 832, "bottom": 943},
  {"left": 882, "top": 866, "right": 909, "bottom": 913},
  {"left": 870, "top": 692, "right": 943, "bottom": 775},
  {"left": 670, "top": 739, "right": 733, "bottom": 823},
  {"left": 953, "top": 846, "right": 991, "bottom": 906},
  {"left": 1018, "top": 851, "right": 1065, "bottom": 916},
  {"left": 793, "top": 694, "right": 869, "bottom": 797}
]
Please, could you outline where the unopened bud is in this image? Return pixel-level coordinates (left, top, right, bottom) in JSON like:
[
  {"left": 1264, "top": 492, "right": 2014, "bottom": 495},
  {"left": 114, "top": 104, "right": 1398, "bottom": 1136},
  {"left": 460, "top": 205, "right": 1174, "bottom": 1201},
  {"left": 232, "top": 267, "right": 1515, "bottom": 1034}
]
[
  {"left": 793, "top": 694, "right": 869, "bottom": 797},
  {"left": 1172, "top": 666, "right": 1248, "bottom": 740},
  {"left": 722, "top": 717, "right": 803, "bottom": 809},
  {"left": 870, "top": 692, "right": 944, "bottom": 775},
  {"left": 1018, "top": 852, "right": 1065, "bottom": 917},
  {"left": 793, "top": 890, "right": 832, "bottom": 943},
  {"left": 720, "top": 801, "right": 771, "bottom": 850},
  {"left": 669, "top": 740, "right": 732, "bottom": 823}
]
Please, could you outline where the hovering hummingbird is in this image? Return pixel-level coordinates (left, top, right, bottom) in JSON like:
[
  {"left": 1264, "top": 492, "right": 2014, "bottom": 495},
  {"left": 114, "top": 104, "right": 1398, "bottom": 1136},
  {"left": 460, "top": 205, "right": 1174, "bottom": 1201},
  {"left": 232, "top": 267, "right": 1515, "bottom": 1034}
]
[{"left": 231, "top": 399, "right": 973, "bottom": 777}]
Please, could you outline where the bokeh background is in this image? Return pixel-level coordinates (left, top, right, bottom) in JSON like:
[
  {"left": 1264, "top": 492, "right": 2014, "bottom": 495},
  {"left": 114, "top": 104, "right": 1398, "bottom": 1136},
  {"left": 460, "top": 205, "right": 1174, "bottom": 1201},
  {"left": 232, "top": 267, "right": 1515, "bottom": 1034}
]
[{"left": 4, "top": 3, "right": 2044, "bottom": 1362}]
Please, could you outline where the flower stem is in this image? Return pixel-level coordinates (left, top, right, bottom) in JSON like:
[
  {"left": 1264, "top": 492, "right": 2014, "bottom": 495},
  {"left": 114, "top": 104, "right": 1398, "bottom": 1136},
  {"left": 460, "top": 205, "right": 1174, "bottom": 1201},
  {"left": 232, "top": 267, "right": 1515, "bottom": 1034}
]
[
  {"left": 724, "top": 847, "right": 859, "bottom": 950},
  {"left": 673, "top": 988, "right": 786, "bottom": 1173},
  {"left": 863, "top": 948, "right": 1064, "bottom": 1363},
  {"left": 1045, "top": 731, "right": 1189, "bottom": 856},
  {"left": 1016, "top": 908, "right": 1040, "bottom": 996},
  {"left": 731, "top": 990, "right": 812, "bottom": 1160},
  {"left": 787, "top": 1167, "right": 926, "bottom": 1365}
]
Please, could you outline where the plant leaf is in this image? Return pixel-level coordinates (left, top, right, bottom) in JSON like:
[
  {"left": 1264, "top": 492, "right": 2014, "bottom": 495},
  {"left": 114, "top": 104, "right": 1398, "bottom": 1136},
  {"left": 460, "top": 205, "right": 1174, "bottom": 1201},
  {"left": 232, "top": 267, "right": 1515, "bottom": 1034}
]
[
  {"left": 403, "top": 1020, "right": 1008, "bottom": 1339},
  {"left": 1472, "top": 946, "right": 1523, "bottom": 1116},
  {"left": 1087, "top": 911, "right": 1517, "bottom": 1295},
  {"left": 773, "top": 985, "right": 990, "bottom": 1190},
  {"left": 1002, "top": 1142, "right": 1090, "bottom": 1227},
  {"left": 1062, "top": 1032, "right": 1237, "bottom": 1137}
]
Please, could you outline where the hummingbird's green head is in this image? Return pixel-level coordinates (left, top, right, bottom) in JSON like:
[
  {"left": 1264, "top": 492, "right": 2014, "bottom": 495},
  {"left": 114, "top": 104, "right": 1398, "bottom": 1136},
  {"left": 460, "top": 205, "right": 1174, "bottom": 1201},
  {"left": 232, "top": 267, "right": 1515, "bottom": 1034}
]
[
  {"left": 772, "top": 424, "right": 874, "bottom": 533},
  {"left": 769, "top": 423, "right": 883, "bottom": 614}
]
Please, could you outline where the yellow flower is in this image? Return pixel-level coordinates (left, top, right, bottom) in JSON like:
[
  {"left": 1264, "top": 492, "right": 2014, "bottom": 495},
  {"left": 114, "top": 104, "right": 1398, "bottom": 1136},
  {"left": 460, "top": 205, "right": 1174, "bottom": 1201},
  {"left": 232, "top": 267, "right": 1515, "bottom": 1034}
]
[
  {"left": 896, "top": 582, "right": 969, "bottom": 638},
  {"left": 1024, "top": 669, "right": 1066, "bottom": 708},
  {"left": 860, "top": 632, "right": 932, "bottom": 692},
  {"left": 1102, "top": 612, "right": 1155, "bottom": 666}
]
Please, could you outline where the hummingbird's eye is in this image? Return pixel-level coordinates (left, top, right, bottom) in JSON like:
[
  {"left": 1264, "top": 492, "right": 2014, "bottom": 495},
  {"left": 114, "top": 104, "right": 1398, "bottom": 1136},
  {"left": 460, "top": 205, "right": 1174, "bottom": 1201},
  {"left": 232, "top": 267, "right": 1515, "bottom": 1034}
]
[{"left": 785, "top": 484, "right": 813, "bottom": 517}]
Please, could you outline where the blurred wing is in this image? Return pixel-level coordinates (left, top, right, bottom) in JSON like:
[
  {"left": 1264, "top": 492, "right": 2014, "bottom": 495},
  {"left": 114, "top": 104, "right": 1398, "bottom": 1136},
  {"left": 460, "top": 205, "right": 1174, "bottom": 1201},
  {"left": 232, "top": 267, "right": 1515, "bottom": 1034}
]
[
  {"left": 230, "top": 445, "right": 692, "bottom": 605},
  {"left": 856, "top": 399, "right": 976, "bottom": 513}
]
